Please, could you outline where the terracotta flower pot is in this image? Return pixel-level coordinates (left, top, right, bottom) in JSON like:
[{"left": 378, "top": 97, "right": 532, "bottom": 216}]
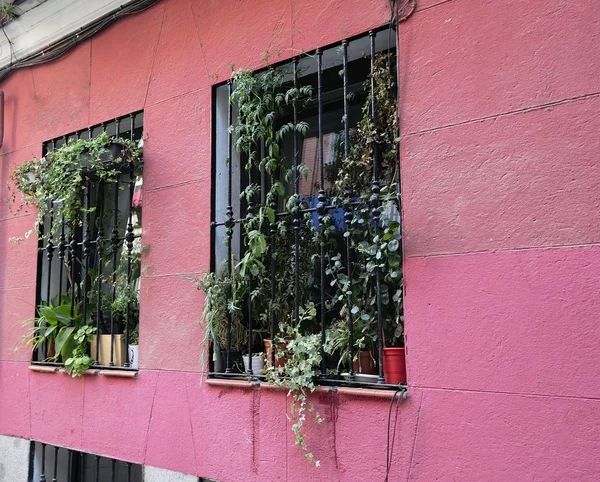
[
  {"left": 264, "top": 339, "right": 287, "bottom": 368},
  {"left": 383, "top": 347, "right": 406, "bottom": 385},
  {"left": 352, "top": 350, "right": 377, "bottom": 374}
]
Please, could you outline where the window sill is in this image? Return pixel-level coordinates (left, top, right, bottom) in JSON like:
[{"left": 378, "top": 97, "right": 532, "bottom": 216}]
[
  {"left": 29, "top": 364, "right": 138, "bottom": 379},
  {"left": 205, "top": 378, "right": 408, "bottom": 400}
]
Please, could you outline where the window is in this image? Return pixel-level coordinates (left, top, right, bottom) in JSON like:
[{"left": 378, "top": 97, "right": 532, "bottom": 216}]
[
  {"left": 30, "top": 442, "right": 142, "bottom": 482},
  {"left": 30, "top": 112, "right": 143, "bottom": 371},
  {"left": 208, "top": 27, "right": 405, "bottom": 389}
]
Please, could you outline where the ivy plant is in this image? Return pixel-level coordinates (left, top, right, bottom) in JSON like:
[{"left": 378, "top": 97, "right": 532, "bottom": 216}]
[{"left": 8, "top": 132, "right": 143, "bottom": 241}]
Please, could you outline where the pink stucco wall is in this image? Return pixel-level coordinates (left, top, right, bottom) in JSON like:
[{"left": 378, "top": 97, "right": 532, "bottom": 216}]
[{"left": 1, "top": 0, "right": 600, "bottom": 480}]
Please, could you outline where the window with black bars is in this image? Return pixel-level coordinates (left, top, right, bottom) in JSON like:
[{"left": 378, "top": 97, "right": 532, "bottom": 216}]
[
  {"left": 209, "top": 27, "right": 405, "bottom": 389},
  {"left": 29, "top": 441, "right": 142, "bottom": 482},
  {"left": 32, "top": 112, "right": 143, "bottom": 371}
]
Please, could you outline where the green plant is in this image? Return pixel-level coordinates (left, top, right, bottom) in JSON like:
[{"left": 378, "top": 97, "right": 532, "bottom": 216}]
[
  {"left": 22, "top": 297, "right": 85, "bottom": 361},
  {"left": 128, "top": 326, "right": 139, "bottom": 345},
  {"left": 8, "top": 132, "right": 143, "bottom": 241},
  {"left": 64, "top": 325, "right": 96, "bottom": 377},
  {"left": 230, "top": 67, "right": 312, "bottom": 284},
  {"left": 266, "top": 303, "right": 323, "bottom": 465},
  {"left": 325, "top": 53, "right": 404, "bottom": 365},
  {"left": 197, "top": 266, "right": 248, "bottom": 358},
  {"left": 0, "top": 1, "right": 18, "bottom": 26}
]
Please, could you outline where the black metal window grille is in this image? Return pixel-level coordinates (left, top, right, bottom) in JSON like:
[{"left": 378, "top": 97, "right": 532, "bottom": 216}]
[
  {"left": 30, "top": 441, "right": 142, "bottom": 482},
  {"left": 32, "top": 111, "right": 144, "bottom": 370},
  {"left": 210, "top": 27, "right": 405, "bottom": 389}
]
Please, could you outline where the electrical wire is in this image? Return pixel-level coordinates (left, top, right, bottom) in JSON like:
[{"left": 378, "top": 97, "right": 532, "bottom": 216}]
[
  {"left": 0, "top": 0, "right": 162, "bottom": 81},
  {"left": 385, "top": 388, "right": 404, "bottom": 482}
]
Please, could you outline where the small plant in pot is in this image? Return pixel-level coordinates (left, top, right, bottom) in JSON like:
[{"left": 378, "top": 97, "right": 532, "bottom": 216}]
[
  {"left": 266, "top": 303, "right": 323, "bottom": 465},
  {"left": 20, "top": 296, "right": 96, "bottom": 377},
  {"left": 197, "top": 269, "right": 248, "bottom": 373}
]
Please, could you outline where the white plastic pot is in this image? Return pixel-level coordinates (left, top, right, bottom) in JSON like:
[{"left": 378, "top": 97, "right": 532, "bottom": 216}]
[
  {"left": 242, "top": 354, "right": 264, "bottom": 375},
  {"left": 128, "top": 344, "right": 139, "bottom": 370}
]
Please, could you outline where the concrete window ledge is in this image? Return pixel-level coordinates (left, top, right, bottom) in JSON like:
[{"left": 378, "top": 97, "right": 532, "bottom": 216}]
[
  {"left": 205, "top": 378, "right": 408, "bottom": 400},
  {"left": 28, "top": 364, "right": 138, "bottom": 378}
]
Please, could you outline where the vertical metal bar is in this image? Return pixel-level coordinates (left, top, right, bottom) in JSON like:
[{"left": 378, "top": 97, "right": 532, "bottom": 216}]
[
  {"left": 124, "top": 169, "right": 134, "bottom": 367},
  {"left": 246, "top": 170, "right": 254, "bottom": 376},
  {"left": 246, "top": 139, "right": 255, "bottom": 375},
  {"left": 80, "top": 452, "right": 85, "bottom": 482},
  {"left": 292, "top": 58, "right": 301, "bottom": 330},
  {"left": 45, "top": 204, "right": 55, "bottom": 361},
  {"left": 109, "top": 182, "right": 119, "bottom": 367},
  {"left": 109, "top": 118, "right": 121, "bottom": 367},
  {"left": 67, "top": 449, "right": 72, "bottom": 482},
  {"left": 40, "top": 443, "right": 47, "bottom": 482},
  {"left": 225, "top": 80, "right": 234, "bottom": 374},
  {"left": 94, "top": 455, "right": 100, "bottom": 482},
  {"left": 111, "top": 458, "right": 116, "bottom": 482},
  {"left": 130, "top": 113, "right": 135, "bottom": 141},
  {"left": 316, "top": 48, "right": 327, "bottom": 379},
  {"left": 69, "top": 232, "right": 77, "bottom": 318},
  {"left": 127, "top": 462, "right": 132, "bottom": 482},
  {"left": 52, "top": 446, "right": 58, "bottom": 482},
  {"left": 46, "top": 204, "right": 55, "bottom": 305},
  {"left": 58, "top": 218, "right": 66, "bottom": 305},
  {"left": 369, "top": 31, "right": 385, "bottom": 384},
  {"left": 94, "top": 184, "right": 105, "bottom": 365},
  {"left": 82, "top": 184, "right": 91, "bottom": 332},
  {"left": 342, "top": 39, "right": 355, "bottom": 380}
]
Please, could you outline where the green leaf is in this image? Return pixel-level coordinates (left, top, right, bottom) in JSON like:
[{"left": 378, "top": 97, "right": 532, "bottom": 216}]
[
  {"left": 265, "top": 206, "right": 275, "bottom": 224},
  {"left": 388, "top": 239, "right": 399, "bottom": 252},
  {"left": 53, "top": 304, "right": 74, "bottom": 325},
  {"left": 38, "top": 306, "right": 58, "bottom": 324},
  {"left": 55, "top": 326, "right": 76, "bottom": 360}
]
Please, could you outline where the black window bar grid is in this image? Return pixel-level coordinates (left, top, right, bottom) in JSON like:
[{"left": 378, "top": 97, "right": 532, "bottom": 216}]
[
  {"left": 31, "top": 111, "right": 143, "bottom": 371},
  {"left": 209, "top": 26, "right": 406, "bottom": 391},
  {"left": 30, "top": 441, "right": 142, "bottom": 482}
]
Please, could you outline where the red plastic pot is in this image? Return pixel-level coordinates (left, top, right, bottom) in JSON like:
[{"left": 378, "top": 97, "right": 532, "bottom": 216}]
[
  {"left": 383, "top": 347, "right": 406, "bottom": 384},
  {"left": 352, "top": 350, "right": 377, "bottom": 374}
]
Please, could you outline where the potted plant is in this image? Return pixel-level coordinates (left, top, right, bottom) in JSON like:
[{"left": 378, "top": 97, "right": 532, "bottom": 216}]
[
  {"left": 64, "top": 325, "right": 97, "bottom": 377},
  {"left": 242, "top": 352, "right": 265, "bottom": 375},
  {"left": 128, "top": 326, "right": 139, "bottom": 369},
  {"left": 197, "top": 269, "right": 248, "bottom": 373},
  {"left": 21, "top": 296, "right": 96, "bottom": 377},
  {"left": 8, "top": 132, "right": 143, "bottom": 242}
]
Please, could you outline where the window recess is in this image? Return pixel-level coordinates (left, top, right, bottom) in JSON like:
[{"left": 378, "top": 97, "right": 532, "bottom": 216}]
[
  {"left": 209, "top": 27, "right": 406, "bottom": 390},
  {"left": 30, "top": 441, "right": 142, "bottom": 482},
  {"left": 29, "top": 112, "right": 144, "bottom": 373}
]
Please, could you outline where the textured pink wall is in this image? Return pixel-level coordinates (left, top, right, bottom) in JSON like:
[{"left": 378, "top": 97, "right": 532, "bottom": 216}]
[{"left": 1, "top": 0, "right": 600, "bottom": 480}]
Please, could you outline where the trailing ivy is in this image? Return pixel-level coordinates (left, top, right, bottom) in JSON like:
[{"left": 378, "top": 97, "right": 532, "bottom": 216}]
[{"left": 8, "top": 132, "right": 143, "bottom": 241}]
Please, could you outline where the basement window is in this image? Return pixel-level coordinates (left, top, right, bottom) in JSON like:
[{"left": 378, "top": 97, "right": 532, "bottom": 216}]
[{"left": 30, "top": 441, "right": 143, "bottom": 482}]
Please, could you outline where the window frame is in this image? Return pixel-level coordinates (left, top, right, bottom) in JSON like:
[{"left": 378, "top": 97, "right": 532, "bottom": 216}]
[{"left": 209, "top": 27, "right": 405, "bottom": 391}]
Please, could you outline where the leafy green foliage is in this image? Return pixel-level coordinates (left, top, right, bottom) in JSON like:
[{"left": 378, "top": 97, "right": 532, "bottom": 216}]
[
  {"left": 197, "top": 265, "right": 248, "bottom": 355},
  {"left": 64, "top": 325, "right": 96, "bottom": 377},
  {"left": 7, "top": 132, "right": 143, "bottom": 241},
  {"left": 266, "top": 303, "right": 323, "bottom": 465}
]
